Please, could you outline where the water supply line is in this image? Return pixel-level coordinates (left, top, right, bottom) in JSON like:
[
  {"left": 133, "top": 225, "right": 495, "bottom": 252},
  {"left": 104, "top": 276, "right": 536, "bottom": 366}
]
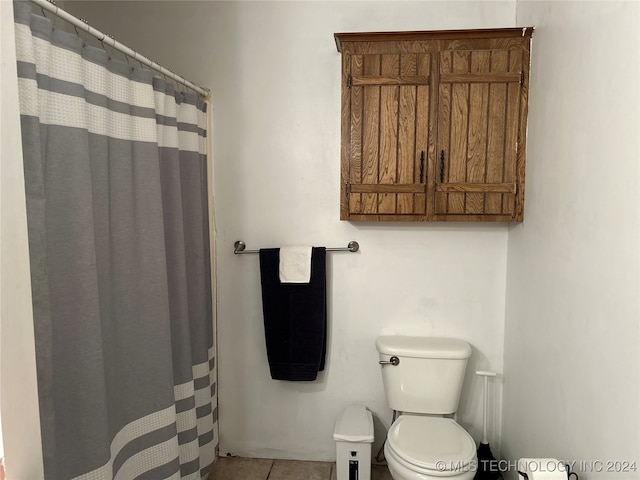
[{"left": 375, "top": 409, "right": 398, "bottom": 463}]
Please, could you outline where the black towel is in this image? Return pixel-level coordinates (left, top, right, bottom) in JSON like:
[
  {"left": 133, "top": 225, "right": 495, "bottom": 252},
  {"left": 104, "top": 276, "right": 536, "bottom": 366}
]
[{"left": 259, "top": 247, "right": 327, "bottom": 381}]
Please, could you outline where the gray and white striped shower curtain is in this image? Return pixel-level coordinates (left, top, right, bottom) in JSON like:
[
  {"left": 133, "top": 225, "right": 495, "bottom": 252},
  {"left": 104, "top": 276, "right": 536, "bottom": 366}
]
[{"left": 13, "top": 2, "right": 217, "bottom": 479}]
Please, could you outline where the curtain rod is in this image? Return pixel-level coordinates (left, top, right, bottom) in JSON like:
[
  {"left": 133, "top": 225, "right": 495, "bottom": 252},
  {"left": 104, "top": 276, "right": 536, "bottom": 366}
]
[
  {"left": 29, "top": 0, "right": 210, "bottom": 98},
  {"left": 234, "top": 241, "right": 360, "bottom": 255}
]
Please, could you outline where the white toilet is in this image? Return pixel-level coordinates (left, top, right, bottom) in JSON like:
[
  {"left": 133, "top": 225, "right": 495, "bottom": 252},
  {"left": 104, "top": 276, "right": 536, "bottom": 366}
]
[{"left": 376, "top": 336, "right": 477, "bottom": 480}]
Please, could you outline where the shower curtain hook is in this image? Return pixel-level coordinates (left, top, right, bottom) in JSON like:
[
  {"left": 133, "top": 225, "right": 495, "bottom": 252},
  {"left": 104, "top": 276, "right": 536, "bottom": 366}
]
[
  {"left": 47, "top": 0, "right": 61, "bottom": 30},
  {"left": 151, "top": 59, "right": 163, "bottom": 79},
  {"left": 100, "top": 34, "right": 115, "bottom": 59},
  {"left": 77, "top": 18, "right": 89, "bottom": 46},
  {"left": 107, "top": 34, "right": 115, "bottom": 59},
  {"left": 160, "top": 69, "right": 171, "bottom": 86},
  {"left": 173, "top": 76, "right": 182, "bottom": 93},
  {"left": 41, "top": 0, "right": 50, "bottom": 17}
]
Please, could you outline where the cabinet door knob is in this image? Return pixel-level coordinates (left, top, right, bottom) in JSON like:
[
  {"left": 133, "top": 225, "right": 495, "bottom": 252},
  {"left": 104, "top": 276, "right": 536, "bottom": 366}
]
[
  {"left": 419, "top": 151, "right": 425, "bottom": 183},
  {"left": 440, "top": 150, "right": 445, "bottom": 183}
]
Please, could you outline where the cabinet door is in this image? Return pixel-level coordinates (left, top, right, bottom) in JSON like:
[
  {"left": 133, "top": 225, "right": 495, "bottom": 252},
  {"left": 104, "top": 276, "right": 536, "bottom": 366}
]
[
  {"left": 435, "top": 47, "right": 525, "bottom": 221},
  {"left": 342, "top": 52, "right": 432, "bottom": 220}
]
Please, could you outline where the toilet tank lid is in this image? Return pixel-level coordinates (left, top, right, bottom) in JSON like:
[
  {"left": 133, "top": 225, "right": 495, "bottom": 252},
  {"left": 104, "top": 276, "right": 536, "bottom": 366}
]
[
  {"left": 376, "top": 336, "right": 471, "bottom": 359},
  {"left": 333, "top": 405, "right": 374, "bottom": 443}
]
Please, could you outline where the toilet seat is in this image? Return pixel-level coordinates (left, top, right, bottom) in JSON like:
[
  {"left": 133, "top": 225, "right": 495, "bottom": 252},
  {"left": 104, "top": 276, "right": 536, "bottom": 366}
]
[{"left": 387, "top": 416, "right": 476, "bottom": 474}]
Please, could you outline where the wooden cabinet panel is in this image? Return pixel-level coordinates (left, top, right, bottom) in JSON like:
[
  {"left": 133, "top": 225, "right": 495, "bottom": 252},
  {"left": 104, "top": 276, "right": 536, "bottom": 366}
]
[
  {"left": 336, "top": 28, "right": 532, "bottom": 222},
  {"left": 344, "top": 52, "right": 431, "bottom": 219},
  {"left": 436, "top": 46, "right": 524, "bottom": 220}
]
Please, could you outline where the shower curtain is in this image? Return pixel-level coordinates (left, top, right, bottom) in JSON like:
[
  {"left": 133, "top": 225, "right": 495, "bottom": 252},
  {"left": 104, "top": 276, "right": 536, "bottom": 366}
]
[{"left": 13, "top": 3, "right": 217, "bottom": 479}]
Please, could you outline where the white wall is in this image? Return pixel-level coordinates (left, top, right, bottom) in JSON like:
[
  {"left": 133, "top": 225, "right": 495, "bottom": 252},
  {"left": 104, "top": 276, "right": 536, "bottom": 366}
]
[
  {"left": 0, "top": 1, "right": 45, "bottom": 478},
  {"left": 211, "top": 1, "right": 516, "bottom": 461},
  {"left": 502, "top": 1, "right": 640, "bottom": 478},
  {"left": 64, "top": 0, "right": 517, "bottom": 461}
]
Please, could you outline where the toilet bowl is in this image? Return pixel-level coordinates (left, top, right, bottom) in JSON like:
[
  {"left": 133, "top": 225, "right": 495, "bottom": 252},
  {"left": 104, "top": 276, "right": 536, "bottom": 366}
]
[{"left": 383, "top": 415, "right": 476, "bottom": 480}]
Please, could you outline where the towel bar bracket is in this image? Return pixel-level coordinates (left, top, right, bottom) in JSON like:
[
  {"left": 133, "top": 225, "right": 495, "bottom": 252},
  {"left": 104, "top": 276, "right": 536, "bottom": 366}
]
[
  {"left": 233, "top": 240, "right": 359, "bottom": 255},
  {"left": 233, "top": 240, "right": 247, "bottom": 253}
]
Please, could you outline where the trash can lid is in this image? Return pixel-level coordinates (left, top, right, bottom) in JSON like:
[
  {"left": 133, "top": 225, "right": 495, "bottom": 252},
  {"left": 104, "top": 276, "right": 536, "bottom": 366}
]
[{"left": 333, "top": 405, "right": 374, "bottom": 443}]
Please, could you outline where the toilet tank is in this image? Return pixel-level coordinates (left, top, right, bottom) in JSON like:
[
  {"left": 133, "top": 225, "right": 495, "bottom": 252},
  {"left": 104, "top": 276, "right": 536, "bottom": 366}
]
[{"left": 376, "top": 336, "right": 471, "bottom": 414}]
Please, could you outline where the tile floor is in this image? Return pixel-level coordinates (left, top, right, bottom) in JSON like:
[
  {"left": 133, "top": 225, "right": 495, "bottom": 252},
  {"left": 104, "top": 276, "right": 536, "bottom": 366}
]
[{"left": 207, "top": 456, "right": 393, "bottom": 480}]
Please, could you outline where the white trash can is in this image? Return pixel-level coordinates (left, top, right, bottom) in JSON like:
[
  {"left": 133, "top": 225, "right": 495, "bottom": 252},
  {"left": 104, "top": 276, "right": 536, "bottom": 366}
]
[{"left": 333, "top": 405, "right": 374, "bottom": 480}]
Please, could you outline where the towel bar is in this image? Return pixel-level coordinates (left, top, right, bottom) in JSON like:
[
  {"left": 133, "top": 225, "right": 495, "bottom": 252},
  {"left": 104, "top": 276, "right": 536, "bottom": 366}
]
[{"left": 233, "top": 241, "right": 359, "bottom": 255}]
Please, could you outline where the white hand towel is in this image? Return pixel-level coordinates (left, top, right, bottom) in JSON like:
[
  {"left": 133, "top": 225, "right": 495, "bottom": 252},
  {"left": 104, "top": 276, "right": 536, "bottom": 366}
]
[{"left": 279, "top": 246, "right": 313, "bottom": 283}]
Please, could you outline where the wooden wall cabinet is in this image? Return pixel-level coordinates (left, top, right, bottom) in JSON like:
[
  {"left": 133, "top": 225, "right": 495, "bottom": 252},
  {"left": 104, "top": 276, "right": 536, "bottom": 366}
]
[{"left": 335, "top": 28, "right": 533, "bottom": 222}]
